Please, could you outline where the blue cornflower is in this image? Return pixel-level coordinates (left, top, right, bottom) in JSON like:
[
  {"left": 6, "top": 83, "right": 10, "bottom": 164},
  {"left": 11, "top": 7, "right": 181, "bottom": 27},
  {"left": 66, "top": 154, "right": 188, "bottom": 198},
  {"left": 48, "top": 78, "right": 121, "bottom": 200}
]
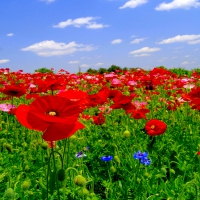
[
  {"left": 133, "top": 151, "right": 151, "bottom": 166},
  {"left": 133, "top": 151, "right": 148, "bottom": 160},
  {"left": 75, "top": 151, "right": 86, "bottom": 158},
  {"left": 140, "top": 157, "right": 151, "bottom": 166},
  {"left": 101, "top": 155, "right": 113, "bottom": 162}
]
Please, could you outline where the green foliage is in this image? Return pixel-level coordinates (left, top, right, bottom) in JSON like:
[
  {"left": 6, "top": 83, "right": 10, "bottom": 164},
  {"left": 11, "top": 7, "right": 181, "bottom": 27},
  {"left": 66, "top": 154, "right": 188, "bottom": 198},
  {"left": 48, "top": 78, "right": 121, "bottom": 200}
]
[
  {"left": 107, "top": 65, "right": 122, "bottom": 72},
  {"left": 34, "top": 67, "right": 53, "bottom": 74}
]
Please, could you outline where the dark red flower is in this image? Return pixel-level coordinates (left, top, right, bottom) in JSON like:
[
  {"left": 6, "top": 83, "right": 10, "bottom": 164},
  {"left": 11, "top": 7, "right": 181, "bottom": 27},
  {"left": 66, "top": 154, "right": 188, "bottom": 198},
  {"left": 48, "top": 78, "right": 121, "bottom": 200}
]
[
  {"left": 93, "top": 112, "right": 105, "bottom": 125},
  {"left": 130, "top": 109, "right": 150, "bottom": 120},
  {"left": 145, "top": 119, "right": 167, "bottom": 136},
  {"left": 2, "top": 85, "right": 26, "bottom": 97},
  {"left": 16, "top": 95, "right": 84, "bottom": 141}
]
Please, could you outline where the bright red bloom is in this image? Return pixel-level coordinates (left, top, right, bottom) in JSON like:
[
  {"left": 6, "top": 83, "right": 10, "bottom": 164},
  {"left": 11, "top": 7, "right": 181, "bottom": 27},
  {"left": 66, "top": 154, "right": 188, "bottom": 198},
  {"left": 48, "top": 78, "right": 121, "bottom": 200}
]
[
  {"left": 197, "top": 151, "right": 200, "bottom": 155},
  {"left": 145, "top": 119, "right": 167, "bottom": 136},
  {"left": 2, "top": 85, "right": 26, "bottom": 97},
  {"left": 93, "top": 112, "right": 105, "bottom": 125},
  {"left": 16, "top": 95, "right": 84, "bottom": 141},
  {"left": 130, "top": 108, "right": 150, "bottom": 120}
]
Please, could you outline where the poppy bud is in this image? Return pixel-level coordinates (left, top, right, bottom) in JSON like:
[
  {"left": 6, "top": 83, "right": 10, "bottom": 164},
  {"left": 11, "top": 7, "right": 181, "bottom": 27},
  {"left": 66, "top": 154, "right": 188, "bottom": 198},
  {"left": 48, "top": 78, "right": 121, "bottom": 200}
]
[
  {"left": 110, "top": 166, "right": 116, "bottom": 173},
  {"left": 144, "top": 172, "right": 150, "bottom": 178},
  {"left": 57, "top": 169, "right": 65, "bottom": 182},
  {"left": 74, "top": 175, "right": 86, "bottom": 187},
  {"left": 137, "top": 178, "right": 141, "bottom": 183},
  {"left": 78, "top": 187, "right": 89, "bottom": 197},
  {"left": 114, "top": 156, "right": 120, "bottom": 163},
  {"left": 123, "top": 130, "right": 130, "bottom": 138},
  {"left": 4, "top": 188, "right": 15, "bottom": 199},
  {"left": 21, "top": 181, "right": 31, "bottom": 191},
  {"left": 170, "top": 169, "right": 175, "bottom": 174},
  {"left": 161, "top": 168, "right": 167, "bottom": 174}
]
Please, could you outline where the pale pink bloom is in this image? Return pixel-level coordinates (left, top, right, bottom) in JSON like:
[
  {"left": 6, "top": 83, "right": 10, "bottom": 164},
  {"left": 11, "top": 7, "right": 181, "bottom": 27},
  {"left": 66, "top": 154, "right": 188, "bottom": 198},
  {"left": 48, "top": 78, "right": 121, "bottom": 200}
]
[
  {"left": 133, "top": 101, "right": 147, "bottom": 108},
  {"left": 104, "top": 73, "right": 116, "bottom": 78},
  {"left": 111, "top": 78, "right": 121, "bottom": 85},
  {"left": 29, "top": 83, "right": 36, "bottom": 88},
  {"left": 98, "top": 105, "right": 112, "bottom": 114},
  {"left": 127, "top": 81, "right": 137, "bottom": 86},
  {"left": 0, "top": 104, "right": 16, "bottom": 112},
  {"left": 183, "top": 84, "right": 195, "bottom": 89}
]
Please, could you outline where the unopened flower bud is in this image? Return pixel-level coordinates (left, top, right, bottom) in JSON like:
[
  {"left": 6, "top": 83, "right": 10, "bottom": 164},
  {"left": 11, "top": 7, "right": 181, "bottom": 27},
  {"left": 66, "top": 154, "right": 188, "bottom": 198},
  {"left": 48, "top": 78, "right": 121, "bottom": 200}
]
[
  {"left": 78, "top": 187, "right": 89, "bottom": 197},
  {"left": 4, "top": 188, "right": 15, "bottom": 199},
  {"left": 57, "top": 169, "right": 65, "bottom": 182},
  {"left": 114, "top": 156, "right": 120, "bottom": 163},
  {"left": 123, "top": 130, "right": 130, "bottom": 138},
  {"left": 110, "top": 166, "right": 116, "bottom": 173},
  {"left": 74, "top": 175, "right": 86, "bottom": 187},
  {"left": 21, "top": 181, "right": 31, "bottom": 191}
]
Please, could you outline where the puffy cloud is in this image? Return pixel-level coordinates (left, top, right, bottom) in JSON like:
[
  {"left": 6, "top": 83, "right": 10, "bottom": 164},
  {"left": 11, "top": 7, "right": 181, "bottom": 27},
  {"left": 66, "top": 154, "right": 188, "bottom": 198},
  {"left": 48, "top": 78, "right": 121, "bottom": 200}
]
[
  {"left": 181, "top": 61, "right": 189, "bottom": 65},
  {"left": 131, "top": 38, "right": 146, "bottom": 44},
  {"left": 0, "top": 59, "right": 10, "bottom": 64},
  {"left": 21, "top": 40, "right": 96, "bottom": 57},
  {"left": 129, "top": 47, "right": 161, "bottom": 55},
  {"left": 133, "top": 54, "right": 150, "bottom": 57},
  {"left": 53, "top": 17, "right": 108, "bottom": 29},
  {"left": 155, "top": 0, "right": 200, "bottom": 11},
  {"left": 95, "top": 62, "right": 104, "bottom": 66},
  {"left": 119, "top": 0, "right": 148, "bottom": 9},
  {"left": 111, "top": 39, "right": 122, "bottom": 44},
  {"left": 7, "top": 33, "right": 14, "bottom": 37},
  {"left": 158, "top": 34, "right": 200, "bottom": 44},
  {"left": 69, "top": 61, "right": 79, "bottom": 64}
]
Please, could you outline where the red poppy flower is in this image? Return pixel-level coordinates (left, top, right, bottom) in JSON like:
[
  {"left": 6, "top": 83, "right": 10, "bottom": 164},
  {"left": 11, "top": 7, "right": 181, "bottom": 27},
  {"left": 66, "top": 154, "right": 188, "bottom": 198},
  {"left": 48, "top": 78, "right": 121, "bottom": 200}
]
[
  {"left": 130, "top": 108, "right": 150, "bottom": 120},
  {"left": 16, "top": 95, "right": 84, "bottom": 141},
  {"left": 197, "top": 151, "right": 200, "bottom": 155},
  {"left": 2, "top": 85, "right": 26, "bottom": 97},
  {"left": 145, "top": 119, "right": 167, "bottom": 136},
  {"left": 93, "top": 112, "right": 105, "bottom": 125}
]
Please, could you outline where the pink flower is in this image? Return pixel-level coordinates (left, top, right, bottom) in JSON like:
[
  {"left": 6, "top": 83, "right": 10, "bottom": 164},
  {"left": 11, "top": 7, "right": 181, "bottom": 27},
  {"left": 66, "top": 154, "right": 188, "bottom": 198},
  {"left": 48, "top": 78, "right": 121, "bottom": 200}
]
[{"left": 0, "top": 104, "right": 16, "bottom": 112}]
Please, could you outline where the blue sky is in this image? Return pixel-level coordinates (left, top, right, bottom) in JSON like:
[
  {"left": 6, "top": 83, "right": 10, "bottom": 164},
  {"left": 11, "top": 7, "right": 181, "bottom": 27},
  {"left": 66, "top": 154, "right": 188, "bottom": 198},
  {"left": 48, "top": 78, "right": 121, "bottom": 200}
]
[{"left": 0, "top": 0, "right": 200, "bottom": 73}]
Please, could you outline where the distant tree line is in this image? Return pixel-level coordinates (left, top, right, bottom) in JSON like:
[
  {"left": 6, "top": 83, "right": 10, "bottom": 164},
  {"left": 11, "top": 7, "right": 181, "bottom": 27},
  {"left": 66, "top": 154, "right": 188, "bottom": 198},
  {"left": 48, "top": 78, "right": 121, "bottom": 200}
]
[{"left": 34, "top": 66, "right": 200, "bottom": 77}]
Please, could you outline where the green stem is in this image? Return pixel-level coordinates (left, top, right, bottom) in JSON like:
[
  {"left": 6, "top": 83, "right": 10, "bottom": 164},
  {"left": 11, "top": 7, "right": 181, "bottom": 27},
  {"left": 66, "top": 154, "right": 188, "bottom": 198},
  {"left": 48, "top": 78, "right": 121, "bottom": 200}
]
[{"left": 51, "top": 143, "right": 60, "bottom": 200}]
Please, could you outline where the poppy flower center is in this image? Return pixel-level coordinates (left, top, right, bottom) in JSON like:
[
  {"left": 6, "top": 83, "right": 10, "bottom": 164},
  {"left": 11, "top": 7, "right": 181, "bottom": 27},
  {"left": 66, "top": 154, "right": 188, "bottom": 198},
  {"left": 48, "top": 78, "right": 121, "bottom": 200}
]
[
  {"left": 47, "top": 111, "right": 58, "bottom": 116},
  {"left": 151, "top": 125, "right": 155, "bottom": 129}
]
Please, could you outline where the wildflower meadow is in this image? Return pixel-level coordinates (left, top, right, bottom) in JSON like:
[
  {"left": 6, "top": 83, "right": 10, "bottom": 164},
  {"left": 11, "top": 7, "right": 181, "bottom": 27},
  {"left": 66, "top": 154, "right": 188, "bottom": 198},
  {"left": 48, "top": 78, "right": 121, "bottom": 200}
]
[{"left": 0, "top": 67, "right": 200, "bottom": 200}]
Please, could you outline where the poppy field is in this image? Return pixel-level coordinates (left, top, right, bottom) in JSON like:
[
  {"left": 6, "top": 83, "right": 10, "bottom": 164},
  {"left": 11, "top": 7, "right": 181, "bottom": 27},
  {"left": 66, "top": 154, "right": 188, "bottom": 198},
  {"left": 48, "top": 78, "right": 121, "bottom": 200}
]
[{"left": 0, "top": 67, "right": 200, "bottom": 200}]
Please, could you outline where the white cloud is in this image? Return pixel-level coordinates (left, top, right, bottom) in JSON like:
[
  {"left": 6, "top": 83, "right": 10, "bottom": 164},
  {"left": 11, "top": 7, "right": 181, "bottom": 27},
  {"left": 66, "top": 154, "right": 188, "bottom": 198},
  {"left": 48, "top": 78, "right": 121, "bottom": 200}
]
[
  {"left": 181, "top": 61, "right": 189, "bottom": 65},
  {"left": 0, "top": 59, "right": 10, "bottom": 64},
  {"left": 95, "top": 62, "right": 104, "bottom": 66},
  {"left": 7, "top": 33, "right": 13, "bottom": 37},
  {"left": 188, "top": 39, "right": 200, "bottom": 44},
  {"left": 80, "top": 64, "right": 90, "bottom": 68},
  {"left": 111, "top": 39, "right": 122, "bottom": 44},
  {"left": 69, "top": 61, "right": 79, "bottom": 64},
  {"left": 119, "top": 0, "right": 148, "bottom": 9},
  {"left": 129, "top": 47, "right": 161, "bottom": 55},
  {"left": 134, "top": 54, "right": 150, "bottom": 57},
  {"left": 155, "top": 0, "right": 200, "bottom": 11},
  {"left": 158, "top": 34, "right": 200, "bottom": 44},
  {"left": 21, "top": 40, "right": 96, "bottom": 57},
  {"left": 185, "top": 55, "right": 190, "bottom": 57},
  {"left": 194, "top": 48, "right": 199, "bottom": 51},
  {"left": 131, "top": 38, "right": 146, "bottom": 44},
  {"left": 40, "top": 0, "right": 55, "bottom": 3},
  {"left": 53, "top": 17, "right": 108, "bottom": 29}
]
